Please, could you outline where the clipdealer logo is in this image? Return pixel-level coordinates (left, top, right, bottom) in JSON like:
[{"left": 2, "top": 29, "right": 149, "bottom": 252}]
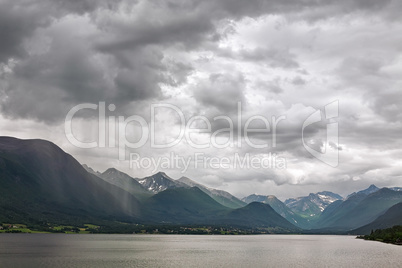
[
  {"left": 64, "top": 101, "right": 339, "bottom": 169},
  {"left": 302, "top": 100, "right": 339, "bottom": 167}
]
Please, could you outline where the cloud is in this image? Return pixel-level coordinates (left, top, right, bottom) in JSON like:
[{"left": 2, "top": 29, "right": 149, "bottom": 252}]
[
  {"left": 193, "top": 72, "right": 246, "bottom": 113},
  {"left": 0, "top": 0, "right": 401, "bottom": 198},
  {"left": 0, "top": 1, "right": 50, "bottom": 63},
  {"left": 216, "top": 47, "right": 299, "bottom": 69}
]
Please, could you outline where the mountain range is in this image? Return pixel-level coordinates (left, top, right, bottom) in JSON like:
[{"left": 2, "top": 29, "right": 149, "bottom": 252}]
[
  {"left": 85, "top": 164, "right": 247, "bottom": 209},
  {"left": 241, "top": 194, "right": 310, "bottom": 229},
  {"left": 1, "top": 136, "right": 401, "bottom": 234},
  {"left": 177, "top": 176, "right": 246, "bottom": 209},
  {"left": 346, "top": 184, "right": 379, "bottom": 199},
  {"left": 0, "top": 137, "right": 298, "bottom": 232},
  {"left": 313, "top": 188, "right": 402, "bottom": 230},
  {"left": 284, "top": 191, "right": 343, "bottom": 219}
]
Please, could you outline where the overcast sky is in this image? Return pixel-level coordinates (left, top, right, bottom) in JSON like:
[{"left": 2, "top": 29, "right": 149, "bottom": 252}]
[{"left": 1, "top": 0, "right": 401, "bottom": 200}]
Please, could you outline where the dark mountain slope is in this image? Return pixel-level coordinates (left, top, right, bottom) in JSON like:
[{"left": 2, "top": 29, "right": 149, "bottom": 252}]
[
  {"left": 314, "top": 192, "right": 367, "bottom": 228},
  {"left": 140, "top": 187, "right": 230, "bottom": 224},
  {"left": 351, "top": 202, "right": 402, "bottom": 235},
  {"left": 219, "top": 202, "right": 299, "bottom": 231},
  {"left": 0, "top": 137, "right": 141, "bottom": 224},
  {"left": 140, "top": 187, "right": 298, "bottom": 231}
]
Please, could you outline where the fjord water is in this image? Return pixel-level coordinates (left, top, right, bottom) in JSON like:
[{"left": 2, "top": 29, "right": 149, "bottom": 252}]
[{"left": 0, "top": 234, "right": 401, "bottom": 267}]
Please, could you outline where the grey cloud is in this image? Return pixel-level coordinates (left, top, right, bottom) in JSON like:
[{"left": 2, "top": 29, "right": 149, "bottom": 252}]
[
  {"left": 291, "top": 76, "right": 306, "bottom": 86},
  {"left": 239, "top": 48, "right": 299, "bottom": 69},
  {"left": 209, "top": 0, "right": 402, "bottom": 23},
  {"left": 336, "top": 56, "right": 402, "bottom": 123},
  {"left": 254, "top": 78, "right": 284, "bottom": 95},
  {"left": 1, "top": 0, "right": 401, "bottom": 67},
  {"left": 341, "top": 115, "right": 402, "bottom": 149},
  {"left": 114, "top": 66, "right": 162, "bottom": 102},
  {"left": 50, "top": 0, "right": 121, "bottom": 14},
  {"left": 96, "top": 13, "right": 216, "bottom": 52},
  {"left": 164, "top": 60, "right": 194, "bottom": 86},
  {"left": 216, "top": 47, "right": 299, "bottom": 69},
  {"left": 336, "top": 56, "right": 386, "bottom": 87},
  {"left": 193, "top": 72, "right": 246, "bottom": 114},
  {"left": 195, "top": 166, "right": 294, "bottom": 187},
  {"left": 268, "top": 85, "right": 284, "bottom": 94},
  {"left": 370, "top": 91, "right": 402, "bottom": 122}
]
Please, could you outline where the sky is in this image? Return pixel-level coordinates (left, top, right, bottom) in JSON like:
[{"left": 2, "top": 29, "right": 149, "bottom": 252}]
[{"left": 0, "top": 0, "right": 401, "bottom": 200}]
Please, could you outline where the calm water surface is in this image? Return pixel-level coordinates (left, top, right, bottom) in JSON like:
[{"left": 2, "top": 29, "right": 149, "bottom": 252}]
[{"left": 0, "top": 234, "right": 401, "bottom": 267}]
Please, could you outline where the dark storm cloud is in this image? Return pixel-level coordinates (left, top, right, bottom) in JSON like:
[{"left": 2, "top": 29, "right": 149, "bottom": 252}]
[
  {"left": 0, "top": 0, "right": 121, "bottom": 63},
  {"left": 1, "top": 0, "right": 401, "bottom": 66},
  {"left": 2, "top": 0, "right": 402, "bottom": 122},
  {"left": 0, "top": 0, "right": 120, "bottom": 122},
  {"left": 0, "top": 18, "right": 112, "bottom": 122},
  {"left": 114, "top": 63, "right": 162, "bottom": 102},
  {"left": 0, "top": 0, "right": 211, "bottom": 122},
  {"left": 0, "top": 1, "right": 50, "bottom": 63},
  {"left": 50, "top": 0, "right": 122, "bottom": 14}
]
